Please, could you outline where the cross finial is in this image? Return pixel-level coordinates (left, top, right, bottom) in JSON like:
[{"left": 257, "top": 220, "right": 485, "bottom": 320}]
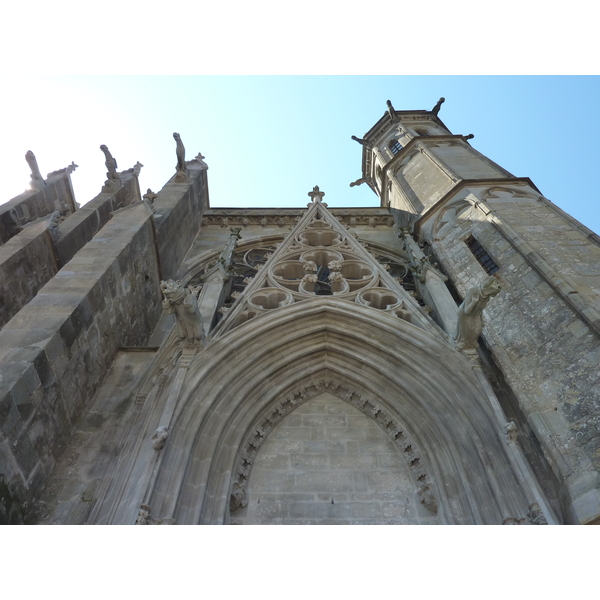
[{"left": 308, "top": 185, "right": 325, "bottom": 203}]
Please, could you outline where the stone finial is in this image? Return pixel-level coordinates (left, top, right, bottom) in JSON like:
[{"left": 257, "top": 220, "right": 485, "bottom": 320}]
[
  {"left": 308, "top": 185, "right": 325, "bottom": 203},
  {"left": 453, "top": 276, "right": 501, "bottom": 350},
  {"left": 194, "top": 153, "right": 208, "bottom": 170},
  {"left": 160, "top": 279, "right": 204, "bottom": 345},
  {"left": 100, "top": 145, "right": 121, "bottom": 193},
  {"left": 351, "top": 135, "right": 373, "bottom": 149},
  {"left": 25, "top": 150, "right": 46, "bottom": 189},
  {"left": 143, "top": 188, "right": 158, "bottom": 204},
  {"left": 173, "top": 132, "right": 188, "bottom": 182},
  {"left": 431, "top": 97, "right": 445, "bottom": 116}
]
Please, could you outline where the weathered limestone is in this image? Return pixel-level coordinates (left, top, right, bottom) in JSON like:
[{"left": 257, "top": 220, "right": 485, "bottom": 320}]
[
  {"left": 4, "top": 102, "right": 599, "bottom": 526},
  {"left": 356, "top": 101, "right": 600, "bottom": 523},
  {"left": 0, "top": 165, "right": 142, "bottom": 330},
  {"left": 0, "top": 203, "right": 162, "bottom": 521},
  {"left": 152, "top": 154, "right": 209, "bottom": 279},
  {"left": 0, "top": 163, "right": 77, "bottom": 245},
  {"left": 0, "top": 223, "right": 59, "bottom": 329},
  {"left": 53, "top": 164, "right": 142, "bottom": 267}
]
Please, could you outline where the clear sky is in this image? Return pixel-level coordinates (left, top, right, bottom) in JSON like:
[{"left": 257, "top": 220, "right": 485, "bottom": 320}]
[{"left": 2, "top": 76, "right": 600, "bottom": 234}]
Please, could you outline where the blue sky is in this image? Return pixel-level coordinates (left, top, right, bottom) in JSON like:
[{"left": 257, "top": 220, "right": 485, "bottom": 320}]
[{"left": 2, "top": 76, "right": 599, "bottom": 235}]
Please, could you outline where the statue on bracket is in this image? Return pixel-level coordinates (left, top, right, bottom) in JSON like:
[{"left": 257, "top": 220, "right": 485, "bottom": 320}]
[
  {"left": 25, "top": 150, "right": 46, "bottom": 189},
  {"left": 160, "top": 279, "right": 204, "bottom": 345},
  {"left": 453, "top": 276, "right": 500, "bottom": 350},
  {"left": 173, "top": 132, "right": 188, "bottom": 183},
  {"left": 431, "top": 97, "right": 445, "bottom": 116},
  {"left": 351, "top": 135, "right": 373, "bottom": 149},
  {"left": 100, "top": 145, "right": 121, "bottom": 193},
  {"left": 386, "top": 99, "right": 398, "bottom": 122}
]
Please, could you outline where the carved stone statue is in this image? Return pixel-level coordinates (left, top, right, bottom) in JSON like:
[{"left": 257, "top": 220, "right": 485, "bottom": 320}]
[
  {"left": 135, "top": 504, "right": 151, "bottom": 525},
  {"left": 351, "top": 135, "right": 373, "bottom": 149},
  {"left": 230, "top": 484, "right": 248, "bottom": 513},
  {"left": 173, "top": 132, "right": 188, "bottom": 182},
  {"left": 505, "top": 421, "right": 518, "bottom": 443},
  {"left": 48, "top": 210, "right": 65, "bottom": 232},
  {"left": 100, "top": 145, "right": 121, "bottom": 192},
  {"left": 160, "top": 279, "right": 204, "bottom": 343},
  {"left": 152, "top": 426, "right": 169, "bottom": 450},
  {"left": 25, "top": 150, "right": 46, "bottom": 189},
  {"left": 527, "top": 502, "right": 548, "bottom": 525},
  {"left": 386, "top": 99, "right": 397, "bottom": 122},
  {"left": 453, "top": 276, "right": 500, "bottom": 350},
  {"left": 142, "top": 189, "right": 158, "bottom": 214},
  {"left": 431, "top": 97, "right": 445, "bottom": 116}
]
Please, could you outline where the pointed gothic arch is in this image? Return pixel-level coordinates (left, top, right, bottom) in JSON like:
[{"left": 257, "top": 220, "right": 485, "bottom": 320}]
[{"left": 139, "top": 298, "right": 533, "bottom": 524}]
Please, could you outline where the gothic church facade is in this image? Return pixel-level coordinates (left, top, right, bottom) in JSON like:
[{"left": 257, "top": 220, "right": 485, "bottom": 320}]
[{"left": 1, "top": 101, "right": 599, "bottom": 524}]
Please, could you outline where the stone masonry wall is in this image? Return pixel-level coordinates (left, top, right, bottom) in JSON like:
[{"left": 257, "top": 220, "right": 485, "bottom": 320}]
[
  {"left": 0, "top": 173, "right": 77, "bottom": 245},
  {"left": 423, "top": 190, "right": 600, "bottom": 522},
  {"left": 0, "top": 173, "right": 141, "bottom": 331},
  {"left": 154, "top": 168, "right": 208, "bottom": 280},
  {"left": 0, "top": 203, "right": 162, "bottom": 522},
  {"left": 232, "top": 393, "right": 435, "bottom": 525},
  {"left": 0, "top": 223, "right": 59, "bottom": 330},
  {"left": 55, "top": 171, "right": 141, "bottom": 267}
]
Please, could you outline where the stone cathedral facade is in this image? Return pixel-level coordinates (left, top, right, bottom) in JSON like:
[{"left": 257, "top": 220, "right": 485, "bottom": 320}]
[{"left": 1, "top": 101, "right": 599, "bottom": 525}]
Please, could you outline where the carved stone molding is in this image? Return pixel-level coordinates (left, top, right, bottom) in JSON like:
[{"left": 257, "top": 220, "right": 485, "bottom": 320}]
[
  {"left": 480, "top": 185, "right": 540, "bottom": 201},
  {"left": 229, "top": 379, "right": 438, "bottom": 516}
]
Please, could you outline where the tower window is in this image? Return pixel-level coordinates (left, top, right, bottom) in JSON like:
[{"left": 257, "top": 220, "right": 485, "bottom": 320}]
[
  {"left": 388, "top": 139, "right": 403, "bottom": 155},
  {"left": 465, "top": 236, "right": 499, "bottom": 274}
]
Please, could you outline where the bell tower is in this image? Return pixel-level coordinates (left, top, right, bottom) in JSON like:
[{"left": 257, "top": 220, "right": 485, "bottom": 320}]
[{"left": 353, "top": 99, "right": 600, "bottom": 524}]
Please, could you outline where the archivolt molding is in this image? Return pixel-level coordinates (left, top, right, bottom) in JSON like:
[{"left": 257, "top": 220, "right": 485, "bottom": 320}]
[
  {"left": 229, "top": 377, "right": 438, "bottom": 517},
  {"left": 137, "top": 299, "right": 536, "bottom": 525}
]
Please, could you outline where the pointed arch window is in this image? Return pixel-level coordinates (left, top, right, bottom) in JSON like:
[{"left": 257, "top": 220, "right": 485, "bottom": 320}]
[{"left": 388, "top": 139, "right": 403, "bottom": 155}]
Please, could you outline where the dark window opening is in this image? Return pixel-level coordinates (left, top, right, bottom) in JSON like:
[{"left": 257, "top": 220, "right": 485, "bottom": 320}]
[
  {"left": 388, "top": 139, "right": 403, "bottom": 155},
  {"left": 465, "top": 236, "right": 499, "bottom": 274}
]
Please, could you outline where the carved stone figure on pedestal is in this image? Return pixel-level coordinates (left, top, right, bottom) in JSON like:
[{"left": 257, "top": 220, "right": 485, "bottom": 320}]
[
  {"left": 25, "top": 150, "right": 46, "bottom": 189},
  {"left": 100, "top": 145, "right": 121, "bottom": 193},
  {"left": 173, "top": 132, "right": 188, "bottom": 183},
  {"left": 350, "top": 135, "right": 373, "bottom": 149},
  {"left": 142, "top": 188, "right": 158, "bottom": 214},
  {"left": 160, "top": 279, "right": 204, "bottom": 344},
  {"left": 386, "top": 99, "right": 397, "bottom": 122},
  {"left": 431, "top": 97, "right": 445, "bottom": 116},
  {"left": 453, "top": 276, "right": 500, "bottom": 350}
]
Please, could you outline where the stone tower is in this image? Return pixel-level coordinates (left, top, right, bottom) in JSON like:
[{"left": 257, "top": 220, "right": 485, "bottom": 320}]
[{"left": 1, "top": 103, "right": 599, "bottom": 525}]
